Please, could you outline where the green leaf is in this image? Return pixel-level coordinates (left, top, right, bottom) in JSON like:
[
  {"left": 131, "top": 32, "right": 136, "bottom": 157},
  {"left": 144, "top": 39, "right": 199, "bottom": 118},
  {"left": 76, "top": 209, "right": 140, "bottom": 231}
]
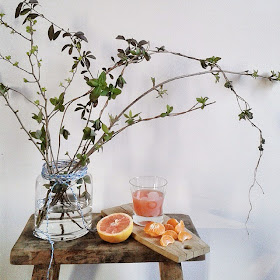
[
  {"left": 30, "top": 129, "right": 42, "bottom": 139},
  {"left": 76, "top": 178, "right": 83, "bottom": 185},
  {"left": 166, "top": 105, "right": 173, "bottom": 114},
  {"left": 238, "top": 109, "right": 253, "bottom": 120},
  {"left": 50, "top": 97, "right": 58, "bottom": 106},
  {"left": 151, "top": 77, "right": 155, "bottom": 87},
  {"left": 155, "top": 46, "right": 165, "bottom": 52},
  {"left": 20, "top": 8, "right": 31, "bottom": 16},
  {"left": 60, "top": 126, "right": 70, "bottom": 140},
  {"left": 112, "top": 88, "right": 121, "bottom": 95},
  {"left": 81, "top": 190, "right": 91, "bottom": 200},
  {"left": 15, "top": 2, "right": 23, "bottom": 18},
  {"left": 224, "top": 81, "right": 232, "bottom": 89},
  {"left": 89, "top": 89, "right": 100, "bottom": 101},
  {"left": 252, "top": 70, "right": 258, "bottom": 79},
  {"left": 87, "top": 79, "right": 99, "bottom": 87},
  {"left": 53, "top": 30, "right": 61, "bottom": 40},
  {"left": 82, "top": 127, "right": 92, "bottom": 140},
  {"left": 196, "top": 96, "right": 209, "bottom": 109},
  {"left": 83, "top": 175, "right": 91, "bottom": 184},
  {"left": 100, "top": 87, "right": 110, "bottom": 96},
  {"left": 0, "top": 83, "right": 9, "bottom": 95},
  {"left": 116, "top": 35, "right": 125, "bottom": 40},
  {"left": 206, "top": 56, "right": 221, "bottom": 64},
  {"left": 48, "top": 24, "right": 54, "bottom": 40},
  {"left": 43, "top": 184, "right": 51, "bottom": 189},
  {"left": 200, "top": 60, "right": 207, "bottom": 69},
  {"left": 32, "top": 110, "right": 43, "bottom": 124},
  {"left": 116, "top": 75, "right": 126, "bottom": 88},
  {"left": 98, "top": 71, "right": 106, "bottom": 84},
  {"left": 77, "top": 153, "right": 90, "bottom": 166},
  {"left": 161, "top": 105, "right": 173, "bottom": 117},
  {"left": 102, "top": 123, "right": 109, "bottom": 134}
]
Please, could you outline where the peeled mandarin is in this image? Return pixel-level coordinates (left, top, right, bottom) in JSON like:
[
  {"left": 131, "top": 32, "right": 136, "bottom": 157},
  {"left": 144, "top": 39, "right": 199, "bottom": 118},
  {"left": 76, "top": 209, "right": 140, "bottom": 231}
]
[
  {"left": 162, "top": 230, "right": 178, "bottom": 240},
  {"left": 164, "top": 224, "right": 175, "bottom": 231},
  {"left": 178, "top": 231, "right": 192, "bottom": 242},
  {"left": 160, "top": 234, "right": 175, "bottom": 246},
  {"left": 144, "top": 222, "right": 155, "bottom": 234},
  {"left": 174, "top": 220, "right": 185, "bottom": 234},
  {"left": 166, "top": 218, "right": 179, "bottom": 228},
  {"left": 144, "top": 222, "right": 165, "bottom": 237}
]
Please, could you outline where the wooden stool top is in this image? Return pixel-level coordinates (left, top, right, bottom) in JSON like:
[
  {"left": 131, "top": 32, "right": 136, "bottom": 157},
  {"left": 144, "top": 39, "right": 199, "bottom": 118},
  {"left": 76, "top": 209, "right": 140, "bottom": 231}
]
[{"left": 10, "top": 213, "right": 206, "bottom": 266}]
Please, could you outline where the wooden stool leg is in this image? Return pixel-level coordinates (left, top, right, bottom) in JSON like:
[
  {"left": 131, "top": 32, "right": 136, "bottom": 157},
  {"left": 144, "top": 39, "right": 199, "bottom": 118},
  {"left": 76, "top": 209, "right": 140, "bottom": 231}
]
[
  {"left": 32, "top": 264, "right": 60, "bottom": 280},
  {"left": 159, "top": 261, "right": 183, "bottom": 280}
]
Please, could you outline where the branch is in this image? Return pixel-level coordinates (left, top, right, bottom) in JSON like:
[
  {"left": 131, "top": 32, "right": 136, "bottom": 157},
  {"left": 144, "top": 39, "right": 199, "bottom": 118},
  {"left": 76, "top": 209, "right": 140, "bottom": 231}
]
[
  {"left": 9, "top": 86, "right": 42, "bottom": 108},
  {"left": 112, "top": 101, "right": 216, "bottom": 140},
  {"left": 151, "top": 49, "right": 280, "bottom": 82},
  {"left": 114, "top": 69, "right": 217, "bottom": 124},
  {"left": 0, "top": 53, "right": 33, "bottom": 75},
  {"left": 27, "top": 20, "right": 54, "bottom": 170},
  {"left": 82, "top": 69, "right": 219, "bottom": 164},
  {"left": 0, "top": 17, "right": 31, "bottom": 41},
  {"left": 1, "top": 92, "right": 49, "bottom": 163}
]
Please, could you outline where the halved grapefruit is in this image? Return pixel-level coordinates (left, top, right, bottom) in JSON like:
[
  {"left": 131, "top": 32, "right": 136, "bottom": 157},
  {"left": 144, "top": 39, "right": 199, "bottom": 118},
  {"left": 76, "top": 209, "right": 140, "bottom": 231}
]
[{"left": 97, "top": 213, "right": 133, "bottom": 243}]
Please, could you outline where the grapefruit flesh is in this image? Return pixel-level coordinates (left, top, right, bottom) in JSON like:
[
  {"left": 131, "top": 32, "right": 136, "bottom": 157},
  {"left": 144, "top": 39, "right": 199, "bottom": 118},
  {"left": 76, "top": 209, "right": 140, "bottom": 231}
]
[{"left": 97, "top": 213, "right": 133, "bottom": 243}]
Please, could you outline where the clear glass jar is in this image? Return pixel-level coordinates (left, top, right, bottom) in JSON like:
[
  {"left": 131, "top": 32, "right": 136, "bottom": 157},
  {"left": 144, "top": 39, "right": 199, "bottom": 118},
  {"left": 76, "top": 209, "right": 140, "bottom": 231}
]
[{"left": 33, "top": 160, "right": 93, "bottom": 241}]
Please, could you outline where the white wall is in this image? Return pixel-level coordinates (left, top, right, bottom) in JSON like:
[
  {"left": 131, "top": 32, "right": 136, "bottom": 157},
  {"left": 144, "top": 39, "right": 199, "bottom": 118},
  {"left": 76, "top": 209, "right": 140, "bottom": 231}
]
[{"left": 1, "top": 0, "right": 280, "bottom": 279}]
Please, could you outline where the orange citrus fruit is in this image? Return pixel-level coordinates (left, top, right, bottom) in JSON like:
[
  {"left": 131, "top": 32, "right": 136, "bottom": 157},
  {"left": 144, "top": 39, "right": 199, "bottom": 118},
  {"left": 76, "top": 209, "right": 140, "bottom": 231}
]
[
  {"left": 174, "top": 220, "right": 185, "bottom": 234},
  {"left": 166, "top": 218, "right": 179, "bottom": 228},
  {"left": 144, "top": 222, "right": 165, "bottom": 237},
  {"left": 97, "top": 213, "right": 133, "bottom": 243},
  {"left": 163, "top": 230, "right": 178, "bottom": 240},
  {"left": 164, "top": 224, "right": 175, "bottom": 231},
  {"left": 178, "top": 231, "right": 192, "bottom": 242},
  {"left": 160, "top": 234, "right": 175, "bottom": 246},
  {"left": 144, "top": 221, "right": 155, "bottom": 233}
]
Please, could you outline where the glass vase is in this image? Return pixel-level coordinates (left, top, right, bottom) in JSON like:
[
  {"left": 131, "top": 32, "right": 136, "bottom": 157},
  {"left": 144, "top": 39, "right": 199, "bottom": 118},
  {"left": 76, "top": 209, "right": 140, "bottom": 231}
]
[{"left": 33, "top": 160, "right": 93, "bottom": 241}]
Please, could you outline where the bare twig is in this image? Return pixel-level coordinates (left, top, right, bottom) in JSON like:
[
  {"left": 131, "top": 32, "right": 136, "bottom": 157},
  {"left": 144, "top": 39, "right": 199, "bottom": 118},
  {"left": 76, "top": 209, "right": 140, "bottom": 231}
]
[
  {"left": 112, "top": 101, "right": 216, "bottom": 139},
  {"left": 1, "top": 92, "right": 49, "bottom": 162},
  {"left": 0, "top": 53, "right": 33, "bottom": 75},
  {"left": 0, "top": 17, "right": 31, "bottom": 41}
]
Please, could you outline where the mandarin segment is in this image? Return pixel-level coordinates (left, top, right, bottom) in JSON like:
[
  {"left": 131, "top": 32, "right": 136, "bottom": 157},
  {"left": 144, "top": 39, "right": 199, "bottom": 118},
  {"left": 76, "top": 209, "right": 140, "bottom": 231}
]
[
  {"left": 174, "top": 220, "right": 185, "bottom": 234},
  {"left": 166, "top": 218, "right": 179, "bottom": 228},
  {"left": 162, "top": 230, "right": 178, "bottom": 240},
  {"left": 160, "top": 234, "right": 175, "bottom": 246},
  {"left": 178, "top": 231, "right": 192, "bottom": 242},
  {"left": 144, "top": 222, "right": 165, "bottom": 237},
  {"left": 164, "top": 223, "right": 175, "bottom": 231},
  {"left": 144, "top": 221, "right": 154, "bottom": 234}
]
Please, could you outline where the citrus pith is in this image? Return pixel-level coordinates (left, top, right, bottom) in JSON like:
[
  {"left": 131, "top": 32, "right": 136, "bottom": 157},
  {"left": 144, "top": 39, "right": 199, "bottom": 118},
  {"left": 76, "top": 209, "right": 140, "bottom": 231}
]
[{"left": 97, "top": 213, "right": 133, "bottom": 243}]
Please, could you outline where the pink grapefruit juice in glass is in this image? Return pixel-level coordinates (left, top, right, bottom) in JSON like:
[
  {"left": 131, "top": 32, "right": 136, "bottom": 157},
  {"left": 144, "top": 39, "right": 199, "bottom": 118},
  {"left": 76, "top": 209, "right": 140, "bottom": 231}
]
[
  {"left": 130, "top": 176, "right": 167, "bottom": 226},
  {"left": 132, "top": 189, "right": 164, "bottom": 217}
]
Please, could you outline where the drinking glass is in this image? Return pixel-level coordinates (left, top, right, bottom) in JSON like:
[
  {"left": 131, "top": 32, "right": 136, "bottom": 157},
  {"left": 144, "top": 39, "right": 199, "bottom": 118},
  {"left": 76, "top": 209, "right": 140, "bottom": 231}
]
[{"left": 129, "top": 176, "right": 167, "bottom": 226}]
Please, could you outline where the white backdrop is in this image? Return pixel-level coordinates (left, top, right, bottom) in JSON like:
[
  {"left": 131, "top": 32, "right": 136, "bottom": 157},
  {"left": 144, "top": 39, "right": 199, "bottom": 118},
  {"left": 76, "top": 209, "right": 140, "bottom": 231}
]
[{"left": 1, "top": 0, "right": 280, "bottom": 279}]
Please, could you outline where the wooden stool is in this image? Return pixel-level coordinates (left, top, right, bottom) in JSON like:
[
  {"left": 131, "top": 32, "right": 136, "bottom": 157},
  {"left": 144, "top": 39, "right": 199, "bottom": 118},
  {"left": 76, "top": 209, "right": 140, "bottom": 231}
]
[{"left": 10, "top": 213, "right": 206, "bottom": 280}]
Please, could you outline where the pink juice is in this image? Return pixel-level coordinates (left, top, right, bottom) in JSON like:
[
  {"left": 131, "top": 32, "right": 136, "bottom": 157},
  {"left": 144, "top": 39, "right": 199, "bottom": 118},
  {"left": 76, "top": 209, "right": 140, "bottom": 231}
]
[{"left": 132, "top": 189, "right": 164, "bottom": 217}]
